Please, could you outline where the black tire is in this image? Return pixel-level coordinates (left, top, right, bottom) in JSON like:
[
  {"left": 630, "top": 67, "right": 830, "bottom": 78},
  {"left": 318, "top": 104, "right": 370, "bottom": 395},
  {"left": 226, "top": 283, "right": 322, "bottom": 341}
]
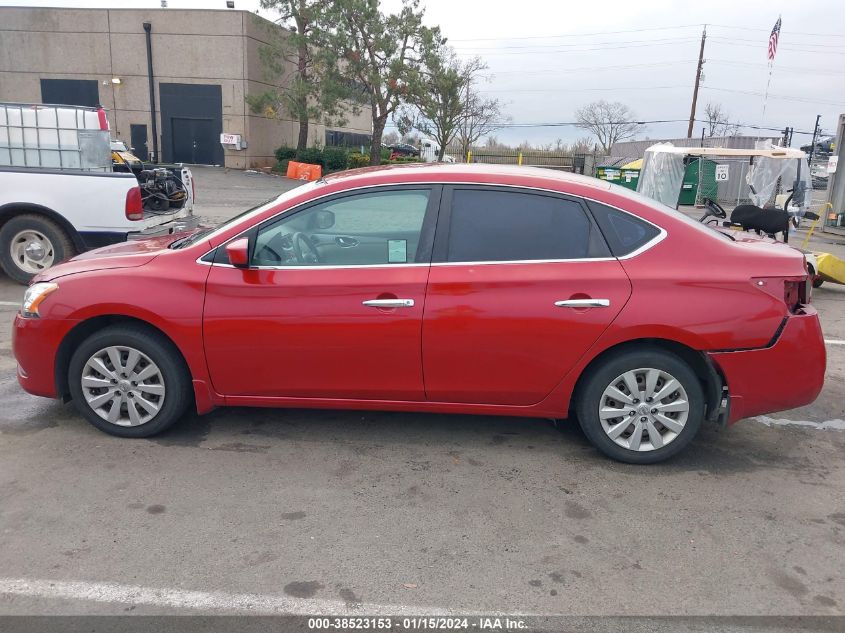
[
  {"left": 0, "top": 213, "right": 75, "bottom": 284},
  {"left": 813, "top": 277, "right": 824, "bottom": 289},
  {"left": 67, "top": 324, "right": 193, "bottom": 438},
  {"left": 575, "top": 348, "right": 704, "bottom": 464}
]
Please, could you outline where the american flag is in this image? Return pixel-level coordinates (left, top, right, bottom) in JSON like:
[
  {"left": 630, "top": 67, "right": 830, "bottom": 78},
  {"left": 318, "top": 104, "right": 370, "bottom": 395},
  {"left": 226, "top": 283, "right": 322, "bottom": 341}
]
[{"left": 768, "top": 16, "right": 781, "bottom": 61}]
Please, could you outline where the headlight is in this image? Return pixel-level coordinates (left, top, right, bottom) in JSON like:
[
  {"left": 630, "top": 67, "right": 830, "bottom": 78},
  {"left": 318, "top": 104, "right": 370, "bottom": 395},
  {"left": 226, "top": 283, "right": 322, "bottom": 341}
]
[{"left": 21, "top": 282, "right": 58, "bottom": 318}]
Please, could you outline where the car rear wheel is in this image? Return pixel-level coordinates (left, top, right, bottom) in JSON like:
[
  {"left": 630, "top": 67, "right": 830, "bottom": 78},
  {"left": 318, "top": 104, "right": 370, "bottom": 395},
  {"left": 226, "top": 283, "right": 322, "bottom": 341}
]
[
  {"left": 68, "top": 324, "right": 192, "bottom": 437},
  {"left": 575, "top": 349, "right": 704, "bottom": 464}
]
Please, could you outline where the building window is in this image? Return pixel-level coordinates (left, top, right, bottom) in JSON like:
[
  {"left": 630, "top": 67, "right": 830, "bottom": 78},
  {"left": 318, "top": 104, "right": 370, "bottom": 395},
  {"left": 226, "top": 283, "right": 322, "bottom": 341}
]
[
  {"left": 325, "top": 130, "right": 372, "bottom": 149},
  {"left": 40, "top": 79, "right": 100, "bottom": 107}
]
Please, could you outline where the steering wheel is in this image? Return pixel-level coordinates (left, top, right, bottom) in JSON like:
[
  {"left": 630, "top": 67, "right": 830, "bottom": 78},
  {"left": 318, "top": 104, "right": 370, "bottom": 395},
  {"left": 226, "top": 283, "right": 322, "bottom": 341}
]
[
  {"left": 291, "top": 232, "right": 322, "bottom": 264},
  {"left": 704, "top": 198, "right": 727, "bottom": 219}
]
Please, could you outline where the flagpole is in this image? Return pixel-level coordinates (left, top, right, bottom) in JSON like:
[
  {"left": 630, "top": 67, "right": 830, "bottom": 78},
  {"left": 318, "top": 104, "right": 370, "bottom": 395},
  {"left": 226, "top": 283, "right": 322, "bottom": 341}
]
[{"left": 762, "top": 60, "right": 773, "bottom": 120}]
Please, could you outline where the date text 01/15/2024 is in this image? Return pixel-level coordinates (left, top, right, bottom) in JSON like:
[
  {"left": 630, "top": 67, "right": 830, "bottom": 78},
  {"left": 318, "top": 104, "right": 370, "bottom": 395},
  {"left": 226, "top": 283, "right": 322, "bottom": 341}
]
[{"left": 307, "top": 616, "right": 529, "bottom": 630}]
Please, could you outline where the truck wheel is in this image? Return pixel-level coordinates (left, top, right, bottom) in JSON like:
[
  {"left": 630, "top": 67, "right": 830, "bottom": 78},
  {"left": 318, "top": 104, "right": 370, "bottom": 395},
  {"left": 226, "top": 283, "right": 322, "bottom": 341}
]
[{"left": 0, "top": 214, "right": 75, "bottom": 284}]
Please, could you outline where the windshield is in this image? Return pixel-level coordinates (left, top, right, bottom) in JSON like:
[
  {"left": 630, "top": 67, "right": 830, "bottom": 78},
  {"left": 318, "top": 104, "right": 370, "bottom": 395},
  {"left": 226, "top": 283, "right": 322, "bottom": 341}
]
[{"left": 171, "top": 181, "right": 319, "bottom": 249}]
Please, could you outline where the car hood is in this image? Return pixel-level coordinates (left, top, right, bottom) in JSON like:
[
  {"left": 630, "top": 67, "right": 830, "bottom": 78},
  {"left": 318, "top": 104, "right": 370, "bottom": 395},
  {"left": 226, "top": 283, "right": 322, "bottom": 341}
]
[{"left": 34, "top": 234, "right": 180, "bottom": 282}]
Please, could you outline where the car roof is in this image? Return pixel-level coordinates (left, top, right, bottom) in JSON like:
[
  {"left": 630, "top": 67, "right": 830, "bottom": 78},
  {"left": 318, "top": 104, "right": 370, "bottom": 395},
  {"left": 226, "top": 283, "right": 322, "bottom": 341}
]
[{"left": 319, "top": 162, "right": 612, "bottom": 193}]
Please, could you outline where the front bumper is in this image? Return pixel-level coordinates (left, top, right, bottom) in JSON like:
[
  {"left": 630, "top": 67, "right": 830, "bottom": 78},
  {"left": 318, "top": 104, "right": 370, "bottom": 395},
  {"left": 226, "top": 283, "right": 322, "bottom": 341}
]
[
  {"left": 707, "top": 307, "right": 826, "bottom": 424},
  {"left": 12, "top": 313, "right": 76, "bottom": 399}
]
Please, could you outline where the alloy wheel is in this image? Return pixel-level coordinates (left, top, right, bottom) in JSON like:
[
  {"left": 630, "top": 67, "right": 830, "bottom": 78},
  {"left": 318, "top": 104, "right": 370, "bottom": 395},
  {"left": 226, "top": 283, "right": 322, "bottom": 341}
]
[
  {"left": 10, "top": 230, "right": 55, "bottom": 274},
  {"left": 80, "top": 346, "right": 166, "bottom": 427},
  {"left": 598, "top": 367, "right": 689, "bottom": 452}
]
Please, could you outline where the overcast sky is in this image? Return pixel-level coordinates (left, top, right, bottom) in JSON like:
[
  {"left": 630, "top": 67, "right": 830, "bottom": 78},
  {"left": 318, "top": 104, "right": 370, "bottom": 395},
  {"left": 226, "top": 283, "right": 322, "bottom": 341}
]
[{"left": 3, "top": 0, "right": 843, "bottom": 147}]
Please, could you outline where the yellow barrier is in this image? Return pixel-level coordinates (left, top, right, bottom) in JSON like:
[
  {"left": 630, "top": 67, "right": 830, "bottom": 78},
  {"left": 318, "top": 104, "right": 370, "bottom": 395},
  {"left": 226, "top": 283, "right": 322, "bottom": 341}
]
[{"left": 801, "top": 202, "right": 832, "bottom": 250}]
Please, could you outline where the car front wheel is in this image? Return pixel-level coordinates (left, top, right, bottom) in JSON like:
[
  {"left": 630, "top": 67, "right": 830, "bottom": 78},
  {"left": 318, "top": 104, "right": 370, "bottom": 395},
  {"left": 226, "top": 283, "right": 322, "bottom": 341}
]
[
  {"left": 68, "top": 324, "right": 192, "bottom": 437},
  {"left": 575, "top": 349, "right": 704, "bottom": 464}
]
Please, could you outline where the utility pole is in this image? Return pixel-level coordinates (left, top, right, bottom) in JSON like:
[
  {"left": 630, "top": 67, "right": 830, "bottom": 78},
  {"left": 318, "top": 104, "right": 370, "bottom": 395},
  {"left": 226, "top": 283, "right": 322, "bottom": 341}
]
[
  {"left": 687, "top": 26, "right": 706, "bottom": 138},
  {"left": 808, "top": 114, "right": 821, "bottom": 165}
]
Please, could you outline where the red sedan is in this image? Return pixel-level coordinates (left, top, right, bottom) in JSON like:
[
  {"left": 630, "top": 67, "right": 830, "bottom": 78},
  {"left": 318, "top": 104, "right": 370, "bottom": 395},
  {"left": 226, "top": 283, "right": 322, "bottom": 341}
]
[{"left": 12, "top": 164, "right": 825, "bottom": 463}]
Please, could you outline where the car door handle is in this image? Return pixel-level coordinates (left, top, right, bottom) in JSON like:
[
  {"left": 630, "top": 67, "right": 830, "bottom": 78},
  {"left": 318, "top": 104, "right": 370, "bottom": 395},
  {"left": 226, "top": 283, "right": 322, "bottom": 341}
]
[
  {"left": 555, "top": 299, "right": 611, "bottom": 308},
  {"left": 362, "top": 299, "right": 415, "bottom": 308}
]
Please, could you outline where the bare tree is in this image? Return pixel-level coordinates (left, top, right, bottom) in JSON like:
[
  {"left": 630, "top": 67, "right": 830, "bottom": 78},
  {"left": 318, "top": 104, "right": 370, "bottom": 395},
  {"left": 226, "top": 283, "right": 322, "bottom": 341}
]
[
  {"left": 703, "top": 102, "right": 740, "bottom": 138},
  {"left": 382, "top": 131, "right": 400, "bottom": 145},
  {"left": 574, "top": 100, "right": 639, "bottom": 154},
  {"left": 457, "top": 84, "right": 506, "bottom": 161}
]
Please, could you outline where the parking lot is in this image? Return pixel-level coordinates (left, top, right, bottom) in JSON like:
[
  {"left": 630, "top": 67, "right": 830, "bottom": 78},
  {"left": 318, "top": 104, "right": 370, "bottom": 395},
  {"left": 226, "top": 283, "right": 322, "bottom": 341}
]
[{"left": 0, "top": 166, "right": 843, "bottom": 617}]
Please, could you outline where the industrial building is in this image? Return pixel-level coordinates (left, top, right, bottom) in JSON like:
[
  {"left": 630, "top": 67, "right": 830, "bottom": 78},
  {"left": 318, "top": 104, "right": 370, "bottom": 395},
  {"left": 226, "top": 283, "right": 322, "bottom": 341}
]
[{"left": 0, "top": 6, "right": 372, "bottom": 169}]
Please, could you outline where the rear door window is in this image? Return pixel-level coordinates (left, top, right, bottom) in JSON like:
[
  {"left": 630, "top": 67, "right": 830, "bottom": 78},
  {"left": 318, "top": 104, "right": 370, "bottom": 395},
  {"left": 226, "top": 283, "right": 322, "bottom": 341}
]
[{"left": 443, "top": 188, "right": 609, "bottom": 263}]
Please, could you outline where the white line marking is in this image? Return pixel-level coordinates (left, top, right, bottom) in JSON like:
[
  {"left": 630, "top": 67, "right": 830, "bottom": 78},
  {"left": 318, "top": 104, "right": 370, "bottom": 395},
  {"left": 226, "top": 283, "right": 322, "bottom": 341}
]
[
  {"left": 0, "top": 577, "right": 452, "bottom": 615},
  {"left": 0, "top": 301, "right": 19, "bottom": 307},
  {"left": 755, "top": 416, "right": 845, "bottom": 431},
  {"left": 825, "top": 339, "right": 845, "bottom": 346}
]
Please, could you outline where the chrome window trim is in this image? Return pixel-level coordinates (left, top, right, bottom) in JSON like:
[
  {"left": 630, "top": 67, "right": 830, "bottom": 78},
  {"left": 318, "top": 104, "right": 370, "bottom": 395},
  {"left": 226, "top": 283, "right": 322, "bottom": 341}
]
[{"left": 196, "top": 181, "right": 668, "bottom": 269}]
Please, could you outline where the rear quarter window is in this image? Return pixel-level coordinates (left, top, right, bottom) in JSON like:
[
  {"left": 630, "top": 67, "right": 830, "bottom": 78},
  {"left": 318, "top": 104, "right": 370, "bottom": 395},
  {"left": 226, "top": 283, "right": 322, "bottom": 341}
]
[{"left": 587, "top": 201, "right": 661, "bottom": 257}]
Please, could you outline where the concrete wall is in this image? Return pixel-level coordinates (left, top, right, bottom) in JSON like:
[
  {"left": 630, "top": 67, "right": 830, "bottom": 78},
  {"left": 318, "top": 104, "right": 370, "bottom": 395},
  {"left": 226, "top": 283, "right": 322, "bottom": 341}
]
[{"left": 0, "top": 6, "right": 371, "bottom": 169}]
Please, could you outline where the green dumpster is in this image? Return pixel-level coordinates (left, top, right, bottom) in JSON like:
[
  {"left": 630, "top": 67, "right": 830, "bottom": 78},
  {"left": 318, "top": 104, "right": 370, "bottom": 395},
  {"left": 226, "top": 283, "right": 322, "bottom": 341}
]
[
  {"left": 679, "top": 157, "right": 718, "bottom": 206},
  {"left": 596, "top": 159, "right": 641, "bottom": 190}
]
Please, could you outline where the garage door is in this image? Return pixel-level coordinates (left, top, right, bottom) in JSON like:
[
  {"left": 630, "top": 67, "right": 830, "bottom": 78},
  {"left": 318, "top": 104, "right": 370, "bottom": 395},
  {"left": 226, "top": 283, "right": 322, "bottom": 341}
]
[
  {"left": 159, "top": 83, "right": 223, "bottom": 165},
  {"left": 171, "top": 118, "right": 216, "bottom": 165}
]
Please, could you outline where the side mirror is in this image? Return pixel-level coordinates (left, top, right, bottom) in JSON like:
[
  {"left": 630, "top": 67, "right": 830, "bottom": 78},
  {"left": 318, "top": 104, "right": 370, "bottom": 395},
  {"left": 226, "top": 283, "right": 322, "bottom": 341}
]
[
  {"left": 311, "top": 210, "right": 335, "bottom": 230},
  {"left": 225, "top": 238, "right": 250, "bottom": 267}
]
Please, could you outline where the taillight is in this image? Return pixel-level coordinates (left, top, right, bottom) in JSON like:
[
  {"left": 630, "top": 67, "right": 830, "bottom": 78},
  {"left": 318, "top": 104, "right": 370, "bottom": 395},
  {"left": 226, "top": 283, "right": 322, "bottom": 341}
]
[
  {"left": 784, "top": 280, "right": 802, "bottom": 313},
  {"left": 753, "top": 276, "right": 808, "bottom": 314},
  {"left": 125, "top": 186, "right": 143, "bottom": 220},
  {"left": 96, "top": 107, "right": 110, "bottom": 131}
]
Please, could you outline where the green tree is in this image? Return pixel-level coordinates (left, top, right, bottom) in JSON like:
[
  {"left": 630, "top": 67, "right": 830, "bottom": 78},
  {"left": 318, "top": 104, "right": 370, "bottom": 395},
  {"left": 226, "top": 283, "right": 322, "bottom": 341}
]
[
  {"left": 246, "top": 1, "right": 352, "bottom": 151},
  {"left": 324, "top": 0, "right": 436, "bottom": 166},
  {"left": 399, "top": 48, "right": 488, "bottom": 162}
]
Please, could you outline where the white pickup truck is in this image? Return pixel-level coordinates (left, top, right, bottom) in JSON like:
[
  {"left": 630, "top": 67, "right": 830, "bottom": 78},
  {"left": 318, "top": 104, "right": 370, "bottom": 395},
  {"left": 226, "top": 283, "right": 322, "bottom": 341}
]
[{"left": 0, "top": 103, "right": 198, "bottom": 283}]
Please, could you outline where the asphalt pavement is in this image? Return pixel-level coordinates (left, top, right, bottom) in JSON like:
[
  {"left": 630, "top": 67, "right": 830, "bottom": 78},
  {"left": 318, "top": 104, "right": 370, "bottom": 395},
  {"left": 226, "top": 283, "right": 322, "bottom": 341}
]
[{"left": 0, "top": 167, "right": 843, "bottom": 618}]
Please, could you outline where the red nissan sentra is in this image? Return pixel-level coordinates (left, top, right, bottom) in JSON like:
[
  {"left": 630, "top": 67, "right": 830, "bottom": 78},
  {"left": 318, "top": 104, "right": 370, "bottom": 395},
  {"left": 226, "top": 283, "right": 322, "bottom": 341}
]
[{"left": 12, "top": 164, "right": 825, "bottom": 463}]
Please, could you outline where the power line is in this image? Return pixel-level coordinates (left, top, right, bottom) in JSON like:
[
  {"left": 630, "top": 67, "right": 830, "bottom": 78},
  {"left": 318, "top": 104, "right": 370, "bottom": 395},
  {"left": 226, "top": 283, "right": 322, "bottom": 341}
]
[
  {"left": 478, "top": 85, "right": 689, "bottom": 94},
  {"left": 449, "top": 24, "right": 702, "bottom": 42},
  {"left": 489, "top": 60, "right": 697, "bottom": 76},
  {"left": 707, "top": 23, "right": 845, "bottom": 38},
  {"left": 453, "top": 36, "right": 698, "bottom": 50},
  {"left": 385, "top": 117, "right": 819, "bottom": 136},
  {"left": 707, "top": 59, "right": 845, "bottom": 76},
  {"left": 384, "top": 118, "right": 690, "bottom": 129},
  {"left": 701, "top": 86, "right": 845, "bottom": 107},
  {"left": 706, "top": 38, "right": 845, "bottom": 55},
  {"left": 454, "top": 39, "right": 700, "bottom": 55}
]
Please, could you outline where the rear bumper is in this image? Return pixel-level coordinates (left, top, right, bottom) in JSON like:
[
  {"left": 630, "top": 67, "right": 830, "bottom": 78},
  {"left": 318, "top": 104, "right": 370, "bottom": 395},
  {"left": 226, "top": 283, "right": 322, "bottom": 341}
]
[
  {"left": 707, "top": 307, "right": 826, "bottom": 424},
  {"left": 128, "top": 212, "right": 200, "bottom": 241},
  {"left": 79, "top": 214, "right": 200, "bottom": 249}
]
